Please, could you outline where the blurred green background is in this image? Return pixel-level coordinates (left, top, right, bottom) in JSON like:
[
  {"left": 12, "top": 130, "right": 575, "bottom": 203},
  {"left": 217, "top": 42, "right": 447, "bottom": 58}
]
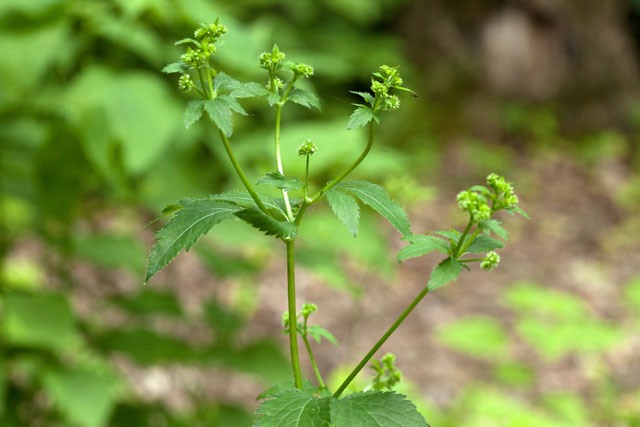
[{"left": 1, "top": 0, "right": 640, "bottom": 425}]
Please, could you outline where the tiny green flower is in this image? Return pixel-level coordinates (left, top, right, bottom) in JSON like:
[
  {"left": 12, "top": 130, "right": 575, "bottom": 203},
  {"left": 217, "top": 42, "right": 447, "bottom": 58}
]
[
  {"left": 302, "top": 303, "right": 318, "bottom": 317},
  {"left": 457, "top": 190, "right": 491, "bottom": 221},
  {"left": 481, "top": 251, "right": 500, "bottom": 270},
  {"left": 297, "top": 140, "right": 317, "bottom": 156},
  {"left": 382, "top": 94, "right": 400, "bottom": 111},
  {"left": 259, "top": 44, "right": 286, "bottom": 72},
  {"left": 291, "top": 63, "right": 314, "bottom": 79},
  {"left": 178, "top": 74, "right": 192, "bottom": 92}
]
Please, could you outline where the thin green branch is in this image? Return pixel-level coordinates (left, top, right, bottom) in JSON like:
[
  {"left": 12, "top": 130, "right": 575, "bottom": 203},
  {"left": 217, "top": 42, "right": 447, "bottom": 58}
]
[
  {"left": 286, "top": 240, "right": 303, "bottom": 389},
  {"left": 275, "top": 104, "right": 295, "bottom": 221},
  {"left": 334, "top": 284, "right": 430, "bottom": 398},
  {"left": 456, "top": 228, "right": 481, "bottom": 258},
  {"left": 217, "top": 130, "right": 271, "bottom": 216}
]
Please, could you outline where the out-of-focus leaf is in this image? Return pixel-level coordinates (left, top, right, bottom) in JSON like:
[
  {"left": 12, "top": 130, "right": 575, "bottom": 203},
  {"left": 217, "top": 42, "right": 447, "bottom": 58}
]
[
  {"left": 204, "top": 298, "right": 245, "bottom": 342},
  {"left": 96, "top": 329, "right": 196, "bottom": 364},
  {"left": 73, "top": 233, "right": 146, "bottom": 274},
  {"left": 307, "top": 325, "right": 338, "bottom": 345},
  {"left": 1, "top": 293, "right": 77, "bottom": 352},
  {"left": 210, "top": 339, "right": 290, "bottom": 383},
  {"left": 112, "top": 290, "right": 182, "bottom": 317},
  {"left": 43, "top": 368, "right": 120, "bottom": 427},
  {"left": 436, "top": 316, "right": 510, "bottom": 360}
]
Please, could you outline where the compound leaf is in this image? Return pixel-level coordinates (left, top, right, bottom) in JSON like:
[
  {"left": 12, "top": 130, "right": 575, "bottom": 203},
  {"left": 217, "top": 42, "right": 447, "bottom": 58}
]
[
  {"left": 325, "top": 188, "right": 360, "bottom": 237},
  {"left": 146, "top": 199, "right": 239, "bottom": 282},
  {"left": 255, "top": 390, "right": 331, "bottom": 427},
  {"left": 257, "top": 171, "right": 303, "bottom": 191},
  {"left": 428, "top": 257, "right": 463, "bottom": 291},
  {"left": 337, "top": 181, "right": 411, "bottom": 237},
  {"left": 184, "top": 99, "right": 205, "bottom": 128},
  {"left": 330, "top": 391, "right": 429, "bottom": 427},
  {"left": 347, "top": 106, "right": 377, "bottom": 130},
  {"left": 288, "top": 88, "right": 320, "bottom": 110},
  {"left": 235, "top": 207, "right": 297, "bottom": 239},
  {"left": 397, "top": 235, "right": 449, "bottom": 262}
]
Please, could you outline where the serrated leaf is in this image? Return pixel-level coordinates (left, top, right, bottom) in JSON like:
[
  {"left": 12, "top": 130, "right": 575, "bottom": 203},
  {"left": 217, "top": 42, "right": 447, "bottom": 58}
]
[
  {"left": 397, "top": 235, "right": 449, "bottom": 262},
  {"left": 330, "top": 391, "right": 429, "bottom": 427},
  {"left": 307, "top": 325, "right": 338, "bottom": 345},
  {"left": 162, "top": 62, "right": 188, "bottom": 74},
  {"left": 213, "top": 72, "right": 243, "bottom": 92},
  {"left": 336, "top": 181, "right": 411, "bottom": 236},
  {"left": 255, "top": 390, "right": 331, "bottom": 427},
  {"left": 350, "top": 90, "right": 375, "bottom": 106},
  {"left": 325, "top": 188, "right": 360, "bottom": 237},
  {"left": 204, "top": 96, "right": 244, "bottom": 136},
  {"left": 184, "top": 100, "right": 205, "bottom": 128},
  {"left": 288, "top": 88, "right": 321, "bottom": 110},
  {"left": 464, "top": 235, "right": 505, "bottom": 254},
  {"left": 267, "top": 92, "right": 280, "bottom": 106},
  {"left": 212, "top": 191, "right": 287, "bottom": 219},
  {"left": 347, "top": 106, "right": 377, "bottom": 130},
  {"left": 231, "top": 81, "right": 269, "bottom": 98},
  {"left": 235, "top": 207, "right": 297, "bottom": 239},
  {"left": 428, "top": 257, "right": 463, "bottom": 291},
  {"left": 257, "top": 171, "right": 303, "bottom": 191},
  {"left": 161, "top": 204, "right": 183, "bottom": 216},
  {"left": 478, "top": 219, "right": 509, "bottom": 240},
  {"left": 257, "top": 379, "right": 317, "bottom": 400},
  {"left": 145, "top": 200, "right": 238, "bottom": 282},
  {"left": 510, "top": 206, "right": 531, "bottom": 219}
]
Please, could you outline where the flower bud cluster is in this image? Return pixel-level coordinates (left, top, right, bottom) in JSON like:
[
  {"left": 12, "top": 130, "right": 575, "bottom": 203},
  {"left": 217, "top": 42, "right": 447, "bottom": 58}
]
[
  {"left": 180, "top": 22, "right": 227, "bottom": 69},
  {"left": 297, "top": 140, "right": 317, "bottom": 156},
  {"left": 457, "top": 190, "right": 491, "bottom": 222},
  {"left": 259, "top": 45, "right": 286, "bottom": 72},
  {"left": 371, "top": 65, "right": 405, "bottom": 112},
  {"left": 371, "top": 353, "right": 402, "bottom": 391},
  {"left": 194, "top": 22, "right": 227, "bottom": 40},
  {"left": 181, "top": 47, "right": 208, "bottom": 68},
  {"left": 481, "top": 251, "right": 500, "bottom": 270},
  {"left": 301, "top": 303, "right": 318, "bottom": 317},
  {"left": 291, "top": 63, "right": 314, "bottom": 79},
  {"left": 487, "top": 173, "right": 518, "bottom": 209},
  {"left": 178, "top": 74, "right": 192, "bottom": 92}
]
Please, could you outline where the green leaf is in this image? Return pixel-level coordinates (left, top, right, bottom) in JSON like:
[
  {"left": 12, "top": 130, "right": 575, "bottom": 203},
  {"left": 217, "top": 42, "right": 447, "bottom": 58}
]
[
  {"left": 161, "top": 204, "right": 183, "bottom": 215},
  {"left": 431, "top": 230, "right": 460, "bottom": 243},
  {"left": 213, "top": 72, "right": 243, "bottom": 92},
  {"left": 436, "top": 316, "right": 510, "bottom": 359},
  {"left": 267, "top": 92, "right": 280, "bottom": 106},
  {"left": 350, "top": 90, "right": 375, "bottom": 106},
  {"left": 470, "top": 185, "right": 491, "bottom": 194},
  {"left": 257, "top": 171, "right": 303, "bottom": 191},
  {"left": 145, "top": 200, "right": 239, "bottom": 282},
  {"left": 162, "top": 62, "right": 189, "bottom": 74},
  {"left": 43, "top": 368, "right": 120, "bottom": 427},
  {"left": 288, "top": 88, "right": 321, "bottom": 110},
  {"left": 330, "top": 391, "right": 429, "bottom": 427},
  {"left": 428, "top": 257, "right": 463, "bottom": 291},
  {"left": 463, "top": 235, "right": 505, "bottom": 254},
  {"left": 1, "top": 293, "right": 77, "bottom": 352},
  {"left": 397, "top": 235, "right": 449, "bottom": 262},
  {"left": 307, "top": 325, "right": 338, "bottom": 345},
  {"left": 257, "top": 379, "right": 317, "bottom": 400},
  {"left": 231, "top": 81, "right": 269, "bottom": 98},
  {"left": 212, "top": 191, "right": 287, "bottom": 219},
  {"left": 184, "top": 100, "right": 205, "bottom": 128},
  {"left": 509, "top": 206, "right": 531, "bottom": 219},
  {"left": 325, "top": 188, "right": 360, "bottom": 237},
  {"left": 479, "top": 219, "right": 509, "bottom": 240},
  {"left": 235, "top": 207, "right": 297, "bottom": 239},
  {"left": 255, "top": 390, "right": 331, "bottom": 426},
  {"left": 204, "top": 97, "right": 235, "bottom": 136},
  {"left": 336, "top": 181, "right": 411, "bottom": 236},
  {"left": 347, "top": 106, "right": 377, "bottom": 130}
]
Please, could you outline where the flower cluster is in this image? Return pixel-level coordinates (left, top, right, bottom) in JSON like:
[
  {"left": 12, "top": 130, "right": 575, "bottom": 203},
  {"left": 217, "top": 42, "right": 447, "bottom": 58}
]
[
  {"left": 297, "top": 140, "right": 317, "bottom": 156},
  {"left": 457, "top": 190, "right": 491, "bottom": 222},
  {"left": 371, "top": 353, "right": 402, "bottom": 391},
  {"left": 291, "top": 63, "right": 314, "bottom": 79},
  {"left": 481, "top": 251, "right": 500, "bottom": 270},
  {"left": 370, "top": 65, "right": 405, "bottom": 112},
  {"left": 259, "top": 44, "right": 286, "bottom": 72},
  {"left": 487, "top": 173, "right": 518, "bottom": 210},
  {"left": 194, "top": 22, "right": 227, "bottom": 40},
  {"left": 179, "top": 21, "right": 227, "bottom": 69},
  {"left": 301, "top": 303, "right": 318, "bottom": 317}
]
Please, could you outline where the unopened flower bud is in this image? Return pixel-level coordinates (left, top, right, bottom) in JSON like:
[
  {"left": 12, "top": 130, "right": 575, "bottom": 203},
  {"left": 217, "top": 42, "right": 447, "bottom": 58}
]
[
  {"left": 178, "top": 74, "right": 192, "bottom": 91},
  {"left": 297, "top": 140, "right": 317, "bottom": 156},
  {"left": 302, "top": 303, "right": 318, "bottom": 317},
  {"left": 481, "top": 251, "right": 500, "bottom": 270},
  {"left": 291, "top": 63, "right": 314, "bottom": 79}
]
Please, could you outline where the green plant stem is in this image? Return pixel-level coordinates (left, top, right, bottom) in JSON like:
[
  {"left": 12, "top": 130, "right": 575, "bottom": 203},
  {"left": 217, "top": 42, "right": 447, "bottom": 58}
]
[
  {"left": 197, "top": 68, "right": 209, "bottom": 98},
  {"left": 310, "top": 121, "right": 376, "bottom": 203},
  {"left": 304, "top": 154, "right": 310, "bottom": 198},
  {"left": 334, "top": 284, "right": 430, "bottom": 398},
  {"left": 206, "top": 69, "right": 215, "bottom": 99},
  {"left": 453, "top": 220, "right": 473, "bottom": 257},
  {"left": 302, "top": 334, "right": 326, "bottom": 389},
  {"left": 456, "top": 228, "right": 481, "bottom": 257},
  {"left": 286, "top": 240, "right": 303, "bottom": 389},
  {"left": 460, "top": 258, "right": 485, "bottom": 263},
  {"left": 275, "top": 104, "right": 295, "bottom": 221},
  {"left": 217, "top": 130, "right": 270, "bottom": 215}
]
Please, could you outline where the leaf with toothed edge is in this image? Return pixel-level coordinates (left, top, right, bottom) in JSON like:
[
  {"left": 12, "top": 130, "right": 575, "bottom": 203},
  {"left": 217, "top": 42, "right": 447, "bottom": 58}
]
[
  {"left": 330, "top": 391, "right": 430, "bottom": 427},
  {"left": 145, "top": 199, "right": 239, "bottom": 282},
  {"left": 184, "top": 100, "right": 205, "bottom": 128},
  {"left": 325, "top": 188, "right": 360, "bottom": 237},
  {"left": 235, "top": 207, "right": 297, "bottom": 239}
]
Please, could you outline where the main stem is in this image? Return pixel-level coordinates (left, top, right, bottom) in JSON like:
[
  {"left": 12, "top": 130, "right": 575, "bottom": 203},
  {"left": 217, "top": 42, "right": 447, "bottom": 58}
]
[
  {"left": 218, "top": 130, "right": 271, "bottom": 215},
  {"left": 333, "top": 285, "right": 431, "bottom": 398},
  {"left": 286, "top": 240, "right": 303, "bottom": 389},
  {"left": 275, "top": 104, "right": 294, "bottom": 221}
]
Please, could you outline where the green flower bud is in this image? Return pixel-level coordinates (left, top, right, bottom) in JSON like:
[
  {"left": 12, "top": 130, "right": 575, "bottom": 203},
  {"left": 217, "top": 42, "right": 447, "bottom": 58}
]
[
  {"left": 281, "top": 311, "right": 290, "bottom": 328},
  {"left": 259, "top": 45, "right": 286, "bottom": 71},
  {"left": 382, "top": 94, "right": 400, "bottom": 111},
  {"left": 297, "top": 140, "right": 317, "bottom": 156},
  {"left": 178, "top": 74, "right": 192, "bottom": 92},
  {"left": 457, "top": 190, "right": 491, "bottom": 221},
  {"left": 181, "top": 47, "right": 207, "bottom": 68},
  {"left": 291, "top": 63, "right": 314, "bottom": 79},
  {"left": 302, "top": 303, "right": 318, "bottom": 317},
  {"left": 273, "top": 77, "right": 284, "bottom": 90},
  {"left": 481, "top": 251, "right": 500, "bottom": 270},
  {"left": 379, "top": 65, "right": 403, "bottom": 87},
  {"left": 371, "top": 80, "right": 387, "bottom": 96}
]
